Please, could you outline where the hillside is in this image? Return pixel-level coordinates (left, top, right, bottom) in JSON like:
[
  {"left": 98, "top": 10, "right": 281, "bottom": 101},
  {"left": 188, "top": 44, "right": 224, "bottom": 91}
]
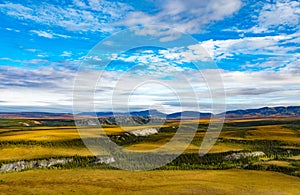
[
  {"left": 0, "top": 106, "right": 300, "bottom": 119},
  {"left": 224, "top": 106, "right": 300, "bottom": 119}
]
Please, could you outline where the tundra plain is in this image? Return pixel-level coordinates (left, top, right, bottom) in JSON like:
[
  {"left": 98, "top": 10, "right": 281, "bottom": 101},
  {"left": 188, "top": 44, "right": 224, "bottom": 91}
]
[{"left": 0, "top": 118, "right": 300, "bottom": 194}]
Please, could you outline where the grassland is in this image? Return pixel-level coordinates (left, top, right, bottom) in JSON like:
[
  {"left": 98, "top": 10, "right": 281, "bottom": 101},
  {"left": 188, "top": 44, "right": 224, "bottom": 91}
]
[
  {"left": 0, "top": 145, "right": 92, "bottom": 161},
  {"left": 1, "top": 118, "right": 300, "bottom": 194},
  {"left": 0, "top": 169, "right": 300, "bottom": 194}
]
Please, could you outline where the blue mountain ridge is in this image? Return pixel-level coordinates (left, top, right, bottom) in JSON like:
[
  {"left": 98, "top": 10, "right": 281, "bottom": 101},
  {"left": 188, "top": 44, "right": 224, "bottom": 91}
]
[{"left": 0, "top": 106, "right": 299, "bottom": 119}]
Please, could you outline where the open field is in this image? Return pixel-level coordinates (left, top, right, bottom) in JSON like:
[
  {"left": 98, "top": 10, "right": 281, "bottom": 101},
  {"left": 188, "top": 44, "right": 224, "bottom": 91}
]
[
  {"left": 1, "top": 118, "right": 300, "bottom": 159},
  {"left": 0, "top": 169, "right": 299, "bottom": 194},
  {"left": 289, "top": 155, "right": 300, "bottom": 160},
  {"left": 0, "top": 145, "right": 92, "bottom": 161},
  {"left": 126, "top": 140, "right": 245, "bottom": 153},
  {"left": 1, "top": 118, "right": 300, "bottom": 194},
  {"left": 261, "top": 160, "right": 293, "bottom": 167},
  {"left": 220, "top": 125, "right": 300, "bottom": 144},
  {"left": 0, "top": 127, "right": 81, "bottom": 141}
]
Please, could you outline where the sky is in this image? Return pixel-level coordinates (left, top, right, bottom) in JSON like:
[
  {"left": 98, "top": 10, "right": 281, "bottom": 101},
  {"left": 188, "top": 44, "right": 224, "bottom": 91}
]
[{"left": 0, "top": 0, "right": 299, "bottom": 113}]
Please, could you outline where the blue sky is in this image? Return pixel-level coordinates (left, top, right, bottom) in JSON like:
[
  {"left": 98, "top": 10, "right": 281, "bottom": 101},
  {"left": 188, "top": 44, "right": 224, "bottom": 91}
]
[{"left": 0, "top": 0, "right": 299, "bottom": 113}]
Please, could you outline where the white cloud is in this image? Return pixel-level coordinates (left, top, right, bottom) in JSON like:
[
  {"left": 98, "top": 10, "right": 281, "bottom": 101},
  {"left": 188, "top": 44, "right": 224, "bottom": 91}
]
[
  {"left": 0, "top": 0, "right": 243, "bottom": 40},
  {"left": 61, "top": 51, "right": 72, "bottom": 57},
  {"left": 0, "top": 1, "right": 133, "bottom": 33},
  {"left": 30, "top": 30, "right": 72, "bottom": 39},
  {"left": 279, "top": 58, "right": 300, "bottom": 73},
  {"left": 5, "top": 27, "right": 20, "bottom": 33},
  {"left": 259, "top": 1, "right": 300, "bottom": 29},
  {"left": 199, "top": 33, "right": 298, "bottom": 61},
  {"left": 73, "top": 0, "right": 87, "bottom": 8},
  {"left": 53, "top": 33, "right": 71, "bottom": 39},
  {"left": 0, "top": 65, "right": 77, "bottom": 111},
  {"left": 30, "top": 30, "right": 53, "bottom": 38},
  {"left": 111, "top": 33, "right": 297, "bottom": 71},
  {"left": 1, "top": 0, "right": 299, "bottom": 113},
  {"left": 121, "top": 0, "right": 242, "bottom": 34},
  {"left": 2, "top": 61, "right": 299, "bottom": 113},
  {"left": 112, "top": 44, "right": 213, "bottom": 70},
  {"left": 109, "top": 31, "right": 298, "bottom": 72},
  {"left": 248, "top": 0, "right": 300, "bottom": 33}
]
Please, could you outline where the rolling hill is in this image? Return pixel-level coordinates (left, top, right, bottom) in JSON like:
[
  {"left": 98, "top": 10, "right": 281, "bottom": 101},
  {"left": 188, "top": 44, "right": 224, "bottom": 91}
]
[{"left": 0, "top": 106, "right": 299, "bottom": 119}]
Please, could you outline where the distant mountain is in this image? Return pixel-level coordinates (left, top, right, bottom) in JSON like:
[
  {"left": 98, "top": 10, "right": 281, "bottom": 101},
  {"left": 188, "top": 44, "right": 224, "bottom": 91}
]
[
  {"left": 224, "top": 106, "right": 300, "bottom": 118},
  {"left": 79, "top": 110, "right": 209, "bottom": 119},
  {"left": 1, "top": 106, "right": 300, "bottom": 119},
  {"left": 0, "top": 112, "right": 73, "bottom": 119},
  {"left": 79, "top": 112, "right": 123, "bottom": 117},
  {"left": 78, "top": 110, "right": 166, "bottom": 118},
  {"left": 130, "top": 110, "right": 166, "bottom": 118},
  {"left": 166, "top": 111, "right": 212, "bottom": 119}
]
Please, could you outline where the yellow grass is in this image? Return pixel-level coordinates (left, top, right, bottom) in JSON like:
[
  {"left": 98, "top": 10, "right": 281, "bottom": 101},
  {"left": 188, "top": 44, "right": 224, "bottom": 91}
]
[
  {"left": 0, "top": 122, "right": 298, "bottom": 160},
  {"left": 208, "top": 143, "right": 244, "bottom": 153},
  {"left": 250, "top": 125, "right": 300, "bottom": 142},
  {"left": 0, "top": 125, "right": 168, "bottom": 141},
  {"left": 262, "top": 160, "right": 293, "bottom": 167},
  {"left": 0, "top": 146, "right": 93, "bottom": 160},
  {"left": 126, "top": 141, "right": 244, "bottom": 154},
  {"left": 165, "top": 119, "right": 209, "bottom": 123},
  {"left": 1, "top": 120, "right": 300, "bottom": 194},
  {"left": 26, "top": 126, "right": 77, "bottom": 130},
  {"left": 225, "top": 118, "right": 300, "bottom": 123},
  {"left": 288, "top": 155, "right": 300, "bottom": 160},
  {"left": 0, "top": 169, "right": 299, "bottom": 194},
  {"left": 0, "top": 123, "right": 175, "bottom": 141},
  {"left": 126, "top": 142, "right": 200, "bottom": 153},
  {"left": 0, "top": 127, "right": 81, "bottom": 141},
  {"left": 221, "top": 125, "right": 300, "bottom": 144},
  {"left": 102, "top": 124, "right": 171, "bottom": 135}
]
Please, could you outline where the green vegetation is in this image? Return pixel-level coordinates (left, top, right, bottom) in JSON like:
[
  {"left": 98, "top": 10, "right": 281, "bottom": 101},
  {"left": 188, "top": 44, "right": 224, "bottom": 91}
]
[
  {"left": 0, "top": 169, "right": 299, "bottom": 194},
  {"left": 1, "top": 118, "right": 300, "bottom": 193}
]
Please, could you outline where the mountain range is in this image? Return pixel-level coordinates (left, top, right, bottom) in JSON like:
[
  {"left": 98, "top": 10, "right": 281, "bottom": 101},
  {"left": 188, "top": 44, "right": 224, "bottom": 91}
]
[
  {"left": 224, "top": 106, "right": 300, "bottom": 119},
  {"left": 0, "top": 106, "right": 299, "bottom": 119}
]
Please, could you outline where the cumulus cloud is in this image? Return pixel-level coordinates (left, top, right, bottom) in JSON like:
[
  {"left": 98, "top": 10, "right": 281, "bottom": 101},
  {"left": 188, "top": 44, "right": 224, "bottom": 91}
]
[
  {"left": 257, "top": 0, "right": 300, "bottom": 32},
  {"left": 279, "top": 59, "right": 300, "bottom": 73},
  {"left": 0, "top": 1, "right": 133, "bottom": 33},
  {"left": 1, "top": 62, "right": 299, "bottom": 113},
  {"left": 201, "top": 34, "right": 298, "bottom": 60},
  {"left": 111, "top": 32, "right": 298, "bottom": 72},
  {"left": 244, "top": 0, "right": 300, "bottom": 33},
  {"left": 0, "top": 65, "right": 76, "bottom": 111},
  {"left": 121, "top": 0, "right": 242, "bottom": 35},
  {"left": 0, "top": 0, "right": 243, "bottom": 36},
  {"left": 1, "top": 0, "right": 299, "bottom": 113}
]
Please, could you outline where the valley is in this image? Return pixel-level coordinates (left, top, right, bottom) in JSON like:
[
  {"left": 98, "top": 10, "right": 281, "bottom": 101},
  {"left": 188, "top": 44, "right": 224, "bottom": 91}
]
[{"left": 0, "top": 111, "right": 300, "bottom": 193}]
